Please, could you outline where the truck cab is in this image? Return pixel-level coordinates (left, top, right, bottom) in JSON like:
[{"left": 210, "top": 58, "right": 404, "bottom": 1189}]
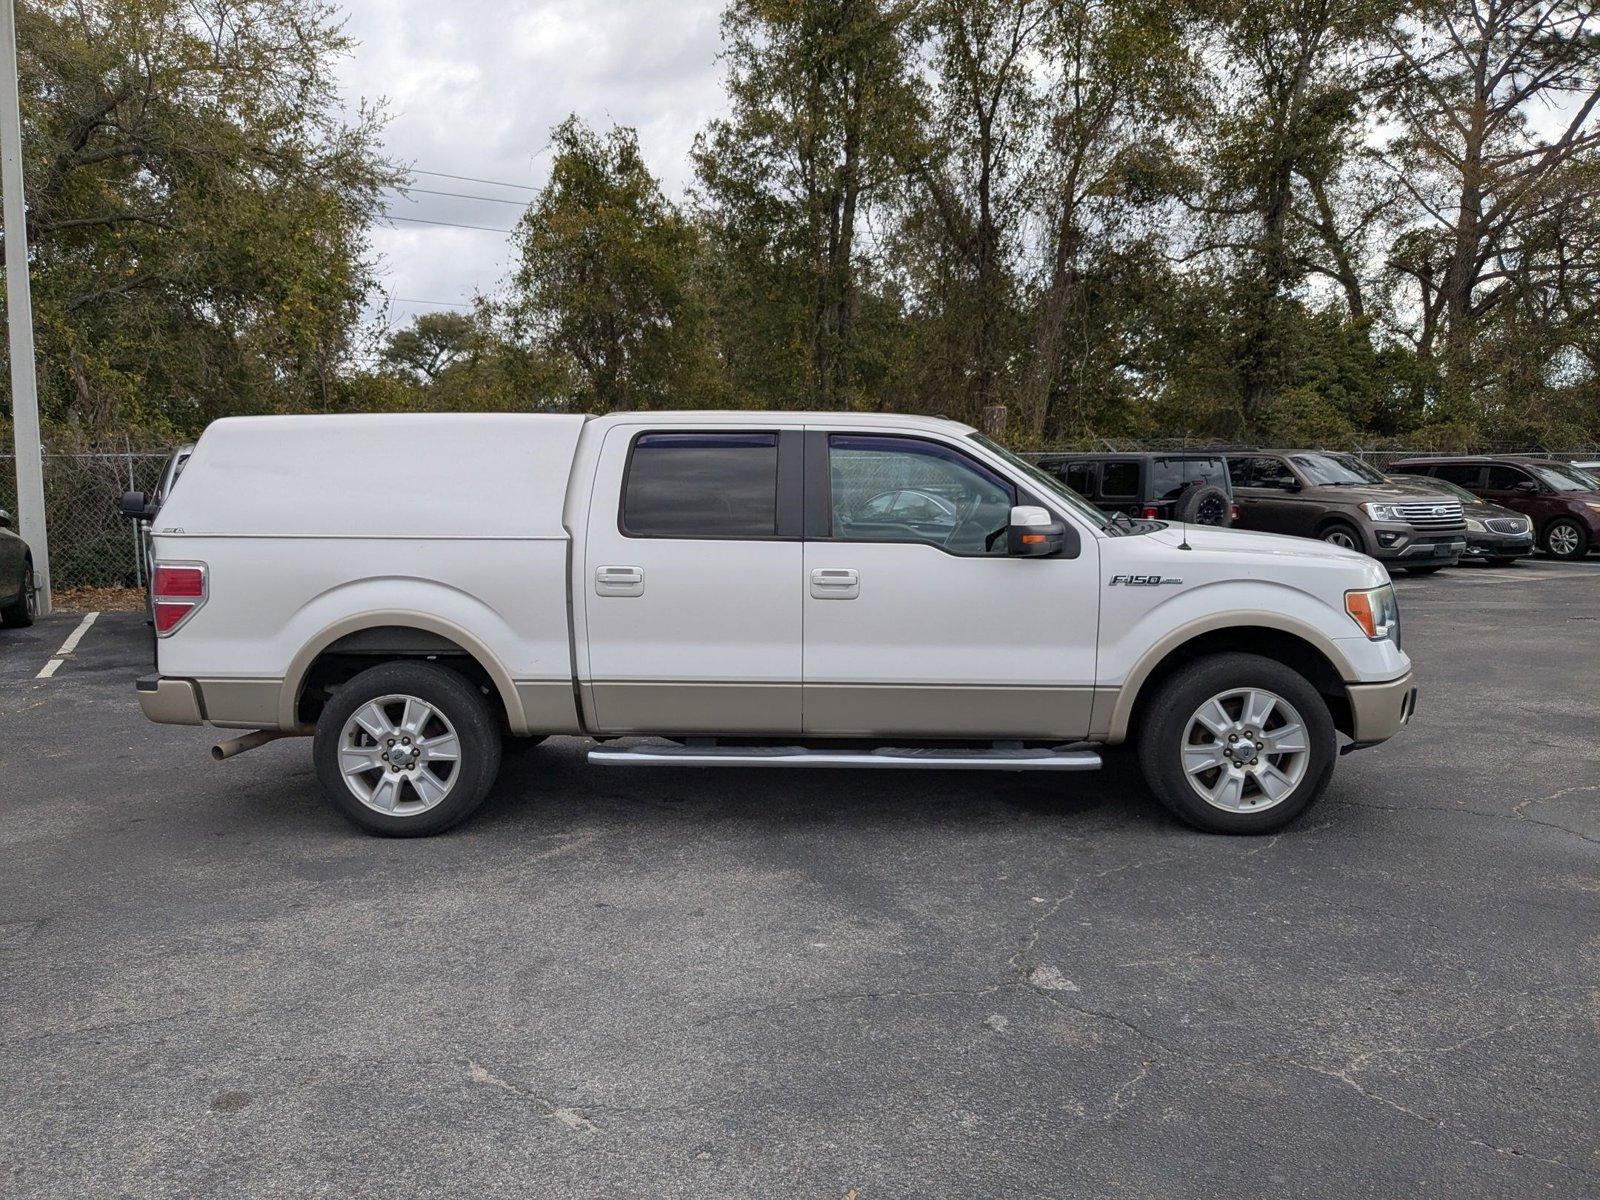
[{"left": 135, "top": 412, "right": 1416, "bottom": 837}]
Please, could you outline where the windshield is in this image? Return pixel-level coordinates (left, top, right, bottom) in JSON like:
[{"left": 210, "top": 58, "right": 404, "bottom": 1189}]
[
  {"left": 1289, "top": 452, "right": 1387, "bottom": 486},
  {"left": 969, "top": 434, "right": 1110, "bottom": 530},
  {"left": 1528, "top": 463, "right": 1595, "bottom": 492},
  {"left": 1394, "top": 473, "right": 1474, "bottom": 503}
]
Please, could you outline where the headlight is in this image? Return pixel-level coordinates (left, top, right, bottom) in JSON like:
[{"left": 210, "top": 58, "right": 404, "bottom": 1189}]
[
  {"left": 1464, "top": 516, "right": 1485, "bottom": 532},
  {"left": 1346, "top": 584, "right": 1401, "bottom": 646},
  {"left": 1363, "top": 502, "right": 1402, "bottom": 521}
]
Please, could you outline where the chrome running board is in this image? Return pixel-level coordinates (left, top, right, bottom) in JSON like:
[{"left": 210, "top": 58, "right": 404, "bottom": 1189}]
[{"left": 587, "top": 744, "right": 1102, "bottom": 771}]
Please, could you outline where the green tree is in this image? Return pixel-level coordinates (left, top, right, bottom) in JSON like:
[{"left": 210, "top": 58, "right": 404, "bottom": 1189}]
[
  {"left": 509, "top": 117, "right": 721, "bottom": 412},
  {"left": 4, "top": 0, "right": 397, "bottom": 435},
  {"left": 694, "top": 0, "right": 923, "bottom": 407}
]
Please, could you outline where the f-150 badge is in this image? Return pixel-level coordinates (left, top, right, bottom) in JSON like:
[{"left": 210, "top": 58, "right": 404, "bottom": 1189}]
[{"left": 1110, "top": 574, "right": 1183, "bottom": 586}]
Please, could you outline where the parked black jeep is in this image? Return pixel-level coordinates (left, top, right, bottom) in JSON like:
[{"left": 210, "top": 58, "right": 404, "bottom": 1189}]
[{"left": 1032, "top": 452, "right": 1237, "bottom": 526}]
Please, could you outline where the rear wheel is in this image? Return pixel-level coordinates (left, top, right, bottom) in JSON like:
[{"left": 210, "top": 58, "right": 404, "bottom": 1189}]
[
  {"left": 1176, "top": 484, "right": 1232, "bottom": 527},
  {"left": 1137, "top": 653, "right": 1337, "bottom": 834},
  {"left": 313, "top": 660, "right": 502, "bottom": 836},
  {"left": 1318, "top": 522, "right": 1363, "bottom": 552},
  {"left": 1542, "top": 518, "right": 1589, "bottom": 560},
  {"left": 1, "top": 561, "right": 35, "bottom": 628}
]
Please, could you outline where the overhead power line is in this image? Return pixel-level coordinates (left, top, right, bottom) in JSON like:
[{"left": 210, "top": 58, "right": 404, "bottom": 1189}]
[
  {"left": 383, "top": 214, "right": 514, "bottom": 234},
  {"left": 412, "top": 168, "right": 539, "bottom": 192},
  {"left": 390, "top": 296, "right": 474, "bottom": 309},
  {"left": 389, "top": 185, "right": 528, "bottom": 207}
]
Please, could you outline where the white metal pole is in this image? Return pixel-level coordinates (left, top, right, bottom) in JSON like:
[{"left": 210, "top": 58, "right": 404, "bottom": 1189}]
[{"left": 0, "top": 0, "right": 49, "bottom": 614}]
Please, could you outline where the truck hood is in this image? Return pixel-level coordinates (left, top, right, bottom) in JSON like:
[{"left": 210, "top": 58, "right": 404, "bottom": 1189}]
[
  {"left": 1318, "top": 479, "right": 1458, "bottom": 504},
  {"left": 1139, "top": 522, "right": 1373, "bottom": 565}
]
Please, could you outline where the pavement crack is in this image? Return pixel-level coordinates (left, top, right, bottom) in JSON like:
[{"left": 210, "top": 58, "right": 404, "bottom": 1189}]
[{"left": 467, "top": 1060, "right": 601, "bottom": 1134}]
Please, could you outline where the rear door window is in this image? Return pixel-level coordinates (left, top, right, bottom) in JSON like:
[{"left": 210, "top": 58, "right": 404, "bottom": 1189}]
[
  {"left": 623, "top": 433, "right": 779, "bottom": 538},
  {"left": 1099, "top": 461, "right": 1140, "bottom": 499}
]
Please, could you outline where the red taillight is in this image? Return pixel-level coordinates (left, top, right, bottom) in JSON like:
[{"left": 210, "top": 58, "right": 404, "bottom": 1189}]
[
  {"left": 1142, "top": 506, "right": 1158, "bottom": 519},
  {"left": 1231, "top": 504, "right": 1241, "bottom": 521},
  {"left": 153, "top": 565, "right": 204, "bottom": 597},
  {"left": 152, "top": 563, "right": 206, "bottom": 635}
]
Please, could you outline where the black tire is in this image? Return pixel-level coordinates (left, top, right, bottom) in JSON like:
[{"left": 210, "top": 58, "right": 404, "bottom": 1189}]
[
  {"left": 1318, "top": 521, "right": 1364, "bottom": 553},
  {"left": 1, "top": 560, "right": 35, "bottom": 628},
  {"left": 1137, "top": 652, "right": 1337, "bottom": 835},
  {"left": 1403, "top": 564, "right": 1444, "bottom": 575},
  {"left": 313, "top": 660, "right": 502, "bottom": 837},
  {"left": 1541, "top": 518, "right": 1589, "bottom": 561},
  {"left": 1175, "top": 484, "right": 1232, "bottom": 527}
]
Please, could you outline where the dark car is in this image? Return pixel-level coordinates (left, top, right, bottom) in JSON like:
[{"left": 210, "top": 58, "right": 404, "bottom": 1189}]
[
  {"left": 1224, "top": 450, "right": 1467, "bottom": 573},
  {"left": 1032, "top": 452, "right": 1236, "bottom": 526},
  {"left": 1390, "top": 456, "right": 1600, "bottom": 561},
  {"left": 0, "top": 506, "right": 36, "bottom": 627},
  {"left": 1386, "top": 474, "right": 1533, "bottom": 565}
]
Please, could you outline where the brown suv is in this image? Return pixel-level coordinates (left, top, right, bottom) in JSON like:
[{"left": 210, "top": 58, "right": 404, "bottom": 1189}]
[{"left": 1225, "top": 451, "right": 1467, "bottom": 573}]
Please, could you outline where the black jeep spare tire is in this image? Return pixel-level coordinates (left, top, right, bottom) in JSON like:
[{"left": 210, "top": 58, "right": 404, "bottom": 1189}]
[
  {"left": 1174, "top": 483, "right": 1232, "bottom": 527},
  {"left": 313, "top": 660, "right": 503, "bottom": 836}
]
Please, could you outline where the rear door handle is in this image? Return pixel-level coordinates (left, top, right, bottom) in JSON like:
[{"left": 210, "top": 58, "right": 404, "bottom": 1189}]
[
  {"left": 596, "top": 565, "right": 644, "bottom": 597},
  {"left": 810, "top": 567, "right": 859, "bottom": 599}
]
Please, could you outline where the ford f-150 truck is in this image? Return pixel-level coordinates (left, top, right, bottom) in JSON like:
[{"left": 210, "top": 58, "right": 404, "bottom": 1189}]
[{"left": 132, "top": 412, "right": 1416, "bottom": 837}]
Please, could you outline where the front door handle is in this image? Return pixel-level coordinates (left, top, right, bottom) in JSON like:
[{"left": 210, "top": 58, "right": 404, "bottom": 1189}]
[
  {"left": 810, "top": 567, "right": 859, "bottom": 599},
  {"left": 596, "top": 565, "right": 644, "bottom": 597}
]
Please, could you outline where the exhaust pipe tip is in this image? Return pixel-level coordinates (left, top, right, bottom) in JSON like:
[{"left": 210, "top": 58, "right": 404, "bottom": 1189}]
[{"left": 211, "top": 729, "right": 302, "bottom": 761}]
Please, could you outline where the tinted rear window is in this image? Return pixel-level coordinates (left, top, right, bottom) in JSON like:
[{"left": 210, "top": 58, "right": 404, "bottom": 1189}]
[
  {"left": 623, "top": 433, "right": 778, "bottom": 537},
  {"left": 1149, "top": 456, "right": 1229, "bottom": 500},
  {"left": 1100, "top": 461, "right": 1140, "bottom": 497}
]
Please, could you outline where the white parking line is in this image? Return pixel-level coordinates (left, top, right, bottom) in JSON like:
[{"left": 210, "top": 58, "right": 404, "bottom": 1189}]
[{"left": 36, "top": 611, "right": 100, "bottom": 679}]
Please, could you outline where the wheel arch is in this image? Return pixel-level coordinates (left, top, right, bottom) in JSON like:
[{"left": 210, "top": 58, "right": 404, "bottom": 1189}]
[
  {"left": 1105, "top": 616, "right": 1358, "bottom": 744},
  {"left": 1312, "top": 514, "right": 1367, "bottom": 548},
  {"left": 282, "top": 611, "right": 527, "bottom": 733}
]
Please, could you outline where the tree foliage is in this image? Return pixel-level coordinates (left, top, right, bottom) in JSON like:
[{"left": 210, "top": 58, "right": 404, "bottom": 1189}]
[
  {"left": 2, "top": 0, "right": 398, "bottom": 436},
  {"left": 8, "top": 0, "right": 1599, "bottom": 449}
]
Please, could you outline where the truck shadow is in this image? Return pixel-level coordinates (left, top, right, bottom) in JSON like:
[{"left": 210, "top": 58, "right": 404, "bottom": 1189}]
[{"left": 480, "top": 738, "right": 1174, "bottom": 836}]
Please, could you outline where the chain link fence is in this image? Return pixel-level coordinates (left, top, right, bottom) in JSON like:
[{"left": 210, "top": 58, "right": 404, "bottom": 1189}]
[
  {"left": 3, "top": 438, "right": 1598, "bottom": 592},
  {"left": 0, "top": 445, "right": 174, "bottom": 590}
]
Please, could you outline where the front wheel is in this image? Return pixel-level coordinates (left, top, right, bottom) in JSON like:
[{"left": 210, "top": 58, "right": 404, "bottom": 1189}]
[
  {"left": 1137, "top": 652, "right": 1337, "bottom": 834},
  {"left": 1319, "top": 523, "right": 1363, "bottom": 552},
  {"left": 313, "top": 660, "right": 503, "bottom": 836},
  {"left": 1542, "top": 518, "right": 1589, "bottom": 560}
]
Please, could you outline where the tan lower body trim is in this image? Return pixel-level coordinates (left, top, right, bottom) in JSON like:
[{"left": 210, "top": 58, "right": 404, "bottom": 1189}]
[
  {"left": 514, "top": 681, "right": 584, "bottom": 734},
  {"left": 589, "top": 681, "right": 800, "bottom": 735},
  {"left": 802, "top": 683, "right": 1094, "bottom": 740},
  {"left": 194, "top": 678, "right": 283, "bottom": 729},
  {"left": 1346, "top": 670, "right": 1416, "bottom": 743}
]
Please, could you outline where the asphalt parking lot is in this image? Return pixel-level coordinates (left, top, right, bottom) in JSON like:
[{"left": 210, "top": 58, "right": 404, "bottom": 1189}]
[{"left": 2, "top": 560, "right": 1597, "bottom": 1199}]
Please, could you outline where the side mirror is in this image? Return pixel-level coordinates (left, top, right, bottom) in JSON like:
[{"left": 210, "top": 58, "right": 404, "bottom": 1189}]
[
  {"left": 1281, "top": 478, "right": 1302, "bottom": 492},
  {"left": 1008, "top": 505, "right": 1067, "bottom": 557},
  {"left": 1512, "top": 480, "right": 1538, "bottom": 494},
  {"left": 119, "top": 490, "right": 153, "bottom": 521}
]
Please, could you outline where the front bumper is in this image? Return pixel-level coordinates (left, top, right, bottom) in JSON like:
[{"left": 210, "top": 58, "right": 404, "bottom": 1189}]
[
  {"left": 1344, "top": 670, "right": 1417, "bottom": 748},
  {"left": 1369, "top": 524, "right": 1467, "bottom": 564},
  {"left": 1463, "top": 531, "right": 1534, "bottom": 559},
  {"left": 136, "top": 673, "right": 203, "bottom": 725}
]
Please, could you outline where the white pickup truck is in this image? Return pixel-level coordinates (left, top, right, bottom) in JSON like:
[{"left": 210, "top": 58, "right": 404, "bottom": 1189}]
[{"left": 134, "top": 412, "right": 1415, "bottom": 836}]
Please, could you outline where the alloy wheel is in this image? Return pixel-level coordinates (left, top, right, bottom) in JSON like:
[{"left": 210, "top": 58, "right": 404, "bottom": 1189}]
[
  {"left": 1180, "top": 687, "right": 1310, "bottom": 813},
  {"left": 1547, "top": 523, "right": 1581, "bottom": 557},
  {"left": 1322, "top": 528, "right": 1359, "bottom": 550},
  {"left": 337, "top": 693, "right": 462, "bottom": 816}
]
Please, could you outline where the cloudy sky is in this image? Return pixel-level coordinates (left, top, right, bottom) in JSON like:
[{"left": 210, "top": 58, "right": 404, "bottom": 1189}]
[{"left": 334, "top": 0, "right": 731, "bottom": 329}]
